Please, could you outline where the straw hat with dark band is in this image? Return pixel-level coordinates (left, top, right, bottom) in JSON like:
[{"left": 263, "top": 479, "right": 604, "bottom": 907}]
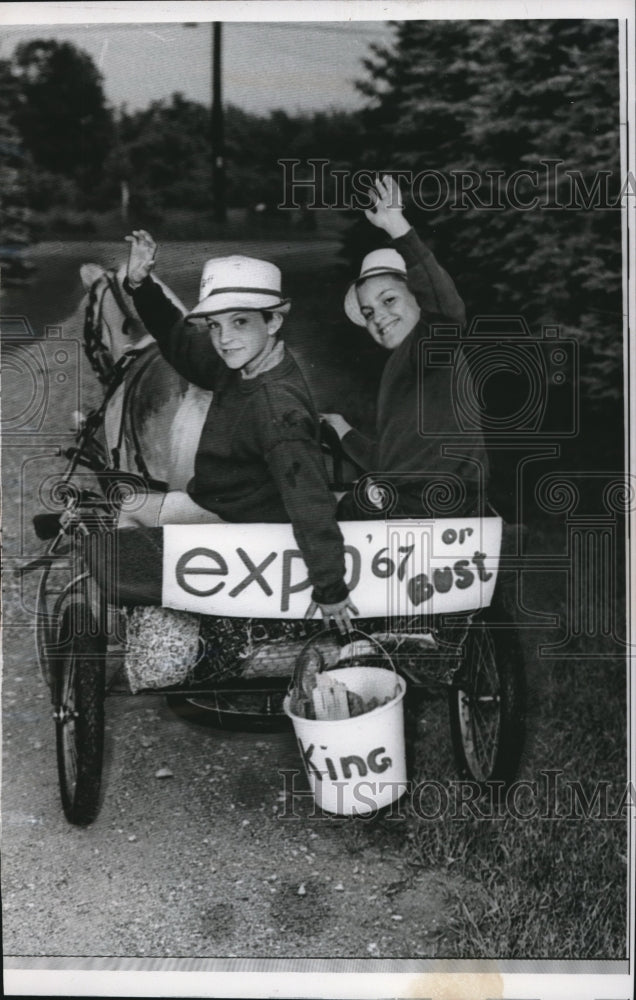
[
  {"left": 344, "top": 248, "right": 407, "bottom": 327},
  {"left": 187, "top": 255, "right": 291, "bottom": 319}
]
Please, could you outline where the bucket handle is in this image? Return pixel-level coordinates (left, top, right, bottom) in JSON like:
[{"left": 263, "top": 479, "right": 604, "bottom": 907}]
[{"left": 289, "top": 626, "right": 397, "bottom": 701}]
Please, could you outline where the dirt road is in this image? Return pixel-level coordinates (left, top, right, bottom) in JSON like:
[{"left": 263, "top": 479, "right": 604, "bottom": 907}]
[{"left": 3, "top": 620, "right": 466, "bottom": 960}]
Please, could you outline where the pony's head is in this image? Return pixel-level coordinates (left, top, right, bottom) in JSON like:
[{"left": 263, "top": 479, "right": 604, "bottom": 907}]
[
  {"left": 80, "top": 263, "right": 186, "bottom": 384},
  {"left": 78, "top": 261, "right": 210, "bottom": 491}
]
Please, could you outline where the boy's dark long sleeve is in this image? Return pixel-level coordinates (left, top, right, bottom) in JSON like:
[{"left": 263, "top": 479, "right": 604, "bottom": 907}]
[
  {"left": 125, "top": 275, "right": 223, "bottom": 389},
  {"left": 265, "top": 437, "right": 348, "bottom": 604},
  {"left": 256, "top": 381, "right": 348, "bottom": 605},
  {"left": 392, "top": 228, "right": 466, "bottom": 326}
]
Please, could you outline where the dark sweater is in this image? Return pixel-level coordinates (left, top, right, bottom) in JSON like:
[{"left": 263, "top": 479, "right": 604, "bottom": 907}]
[
  {"left": 343, "top": 228, "right": 489, "bottom": 514},
  {"left": 126, "top": 275, "right": 348, "bottom": 605}
]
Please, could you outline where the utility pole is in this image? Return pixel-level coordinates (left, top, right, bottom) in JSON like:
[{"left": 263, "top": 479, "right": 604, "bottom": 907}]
[
  {"left": 184, "top": 21, "right": 226, "bottom": 222},
  {"left": 211, "top": 22, "right": 226, "bottom": 223}
]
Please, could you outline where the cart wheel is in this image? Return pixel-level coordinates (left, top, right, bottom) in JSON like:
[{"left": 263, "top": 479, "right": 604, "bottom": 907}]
[
  {"left": 53, "top": 600, "right": 106, "bottom": 825},
  {"left": 448, "top": 613, "right": 526, "bottom": 787},
  {"left": 166, "top": 691, "right": 291, "bottom": 733}
]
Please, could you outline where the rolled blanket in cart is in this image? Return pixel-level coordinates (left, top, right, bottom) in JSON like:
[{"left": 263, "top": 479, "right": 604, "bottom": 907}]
[
  {"left": 84, "top": 519, "right": 503, "bottom": 619},
  {"left": 124, "top": 605, "right": 202, "bottom": 693}
]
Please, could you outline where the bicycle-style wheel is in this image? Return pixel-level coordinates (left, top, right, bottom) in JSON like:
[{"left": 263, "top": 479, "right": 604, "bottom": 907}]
[
  {"left": 448, "top": 614, "right": 526, "bottom": 786},
  {"left": 53, "top": 599, "right": 106, "bottom": 825}
]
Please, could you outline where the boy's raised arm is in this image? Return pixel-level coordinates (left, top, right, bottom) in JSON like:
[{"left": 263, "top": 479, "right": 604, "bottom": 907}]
[
  {"left": 365, "top": 175, "right": 466, "bottom": 326},
  {"left": 392, "top": 229, "right": 466, "bottom": 326},
  {"left": 124, "top": 230, "right": 223, "bottom": 389}
]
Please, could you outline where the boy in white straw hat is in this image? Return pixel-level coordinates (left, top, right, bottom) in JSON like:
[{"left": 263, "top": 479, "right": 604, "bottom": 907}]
[
  {"left": 323, "top": 175, "right": 488, "bottom": 518},
  {"left": 121, "top": 231, "right": 357, "bottom": 631}
]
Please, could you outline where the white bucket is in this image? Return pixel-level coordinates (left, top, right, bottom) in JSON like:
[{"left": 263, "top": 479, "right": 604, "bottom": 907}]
[{"left": 284, "top": 665, "right": 407, "bottom": 816}]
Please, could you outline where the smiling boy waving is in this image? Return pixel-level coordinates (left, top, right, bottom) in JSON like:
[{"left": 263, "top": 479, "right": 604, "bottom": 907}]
[
  {"left": 121, "top": 231, "right": 357, "bottom": 631},
  {"left": 324, "top": 175, "right": 488, "bottom": 518}
]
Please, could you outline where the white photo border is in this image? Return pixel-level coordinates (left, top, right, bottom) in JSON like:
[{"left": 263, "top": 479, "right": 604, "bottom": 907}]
[{"left": 1, "top": 1, "right": 634, "bottom": 998}]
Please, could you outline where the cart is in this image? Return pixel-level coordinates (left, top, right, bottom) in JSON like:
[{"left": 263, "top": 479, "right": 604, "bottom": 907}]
[{"left": 31, "top": 422, "right": 527, "bottom": 827}]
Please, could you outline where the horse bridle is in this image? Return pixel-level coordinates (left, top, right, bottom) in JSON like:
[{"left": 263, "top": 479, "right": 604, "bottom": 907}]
[
  {"left": 82, "top": 270, "right": 168, "bottom": 491},
  {"left": 83, "top": 269, "right": 143, "bottom": 386}
]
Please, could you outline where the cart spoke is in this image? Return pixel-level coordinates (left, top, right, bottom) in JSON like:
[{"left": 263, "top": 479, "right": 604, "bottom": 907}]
[{"left": 454, "top": 622, "right": 503, "bottom": 781}]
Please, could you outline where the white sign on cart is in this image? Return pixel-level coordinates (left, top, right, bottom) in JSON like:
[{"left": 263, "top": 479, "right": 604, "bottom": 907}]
[{"left": 162, "top": 517, "right": 502, "bottom": 619}]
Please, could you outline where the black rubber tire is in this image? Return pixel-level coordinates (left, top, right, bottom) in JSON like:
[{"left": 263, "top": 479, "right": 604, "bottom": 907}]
[
  {"left": 53, "top": 600, "right": 106, "bottom": 825},
  {"left": 166, "top": 690, "right": 291, "bottom": 733},
  {"left": 448, "top": 612, "right": 526, "bottom": 787}
]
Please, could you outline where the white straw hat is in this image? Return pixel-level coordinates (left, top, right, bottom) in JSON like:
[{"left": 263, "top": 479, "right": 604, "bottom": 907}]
[
  {"left": 344, "top": 248, "right": 408, "bottom": 326},
  {"left": 187, "top": 255, "right": 291, "bottom": 319}
]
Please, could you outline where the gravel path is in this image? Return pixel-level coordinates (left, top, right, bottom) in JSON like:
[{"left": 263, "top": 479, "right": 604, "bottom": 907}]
[{"left": 2, "top": 622, "right": 463, "bottom": 960}]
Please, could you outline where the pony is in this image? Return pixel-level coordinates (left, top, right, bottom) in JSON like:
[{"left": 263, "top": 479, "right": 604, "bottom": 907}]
[{"left": 78, "top": 262, "right": 211, "bottom": 493}]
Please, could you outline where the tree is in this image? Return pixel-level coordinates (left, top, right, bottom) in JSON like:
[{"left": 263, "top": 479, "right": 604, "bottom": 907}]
[
  {"left": 116, "top": 93, "right": 212, "bottom": 214},
  {"left": 11, "top": 39, "right": 114, "bottom": 190},
  {"left": 224, "top": 105, "right": 365, "bottom": 210},
  {"left": 110, "top": 98, "right": 366, "bottom": 218},
  {"left": 0, "top": 59, "right": 33, "bottom": 254}
]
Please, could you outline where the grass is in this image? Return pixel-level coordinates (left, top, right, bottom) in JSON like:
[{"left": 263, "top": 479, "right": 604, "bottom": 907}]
[
  {"left": 437, "top": 817, "right": 625, "bottom": 957},
  {"left": 301, "top": 669, "right": 627, "bottom": 958}
]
